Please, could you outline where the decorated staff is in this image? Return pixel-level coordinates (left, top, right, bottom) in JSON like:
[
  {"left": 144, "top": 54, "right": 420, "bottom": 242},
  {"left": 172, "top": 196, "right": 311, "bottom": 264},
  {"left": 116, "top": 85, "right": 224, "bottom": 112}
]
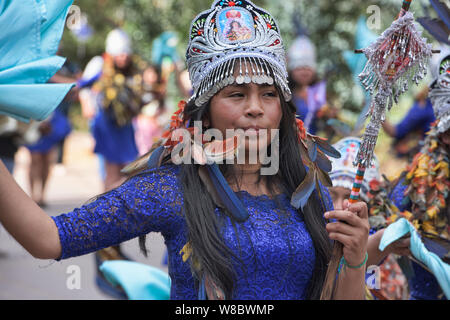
[{"left": 321, "top": 0, "right": 435, "bottom": 299}]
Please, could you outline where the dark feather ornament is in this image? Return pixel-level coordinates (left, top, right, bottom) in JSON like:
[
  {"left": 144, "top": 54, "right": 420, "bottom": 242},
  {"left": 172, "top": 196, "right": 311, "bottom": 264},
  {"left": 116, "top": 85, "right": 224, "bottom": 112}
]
[
  {"left": 417, "top": 0, "right": 450, "bottom": 45},
  {"left": 205, "top": 163, "right": 249, "bottom": 222},
  {"left": 290, "top": 119, "right": 340, "bottom": 211},
  {"left": 291, "top": 167, "right": 316, "bottom": 210}
]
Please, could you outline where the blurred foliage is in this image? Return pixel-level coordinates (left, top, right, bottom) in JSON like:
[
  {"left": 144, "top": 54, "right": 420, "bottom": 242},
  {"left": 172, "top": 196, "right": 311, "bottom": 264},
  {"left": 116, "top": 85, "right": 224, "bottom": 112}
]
[{"left": 62, "top": 0, "right": 438, "bottom": 121}]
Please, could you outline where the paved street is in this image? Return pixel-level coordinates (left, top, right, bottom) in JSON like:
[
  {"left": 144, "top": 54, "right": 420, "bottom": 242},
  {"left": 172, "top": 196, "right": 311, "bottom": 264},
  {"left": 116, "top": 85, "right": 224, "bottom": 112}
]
[{"left": 0, "top": 132, "right": 168, "bottom": 299}]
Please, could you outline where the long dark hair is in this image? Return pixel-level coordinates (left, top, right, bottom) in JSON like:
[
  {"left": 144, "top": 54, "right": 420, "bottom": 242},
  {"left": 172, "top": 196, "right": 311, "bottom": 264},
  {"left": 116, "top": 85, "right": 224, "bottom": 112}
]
[{"left": 137, "top": 85, "right": 332, "bottom": 299}]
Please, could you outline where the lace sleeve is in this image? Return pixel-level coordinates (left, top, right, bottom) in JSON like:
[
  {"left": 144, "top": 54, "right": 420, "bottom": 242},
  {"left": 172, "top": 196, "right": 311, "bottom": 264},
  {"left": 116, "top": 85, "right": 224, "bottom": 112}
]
[{"left": 52, "top": 165, "right": 184, "bottom": 260}]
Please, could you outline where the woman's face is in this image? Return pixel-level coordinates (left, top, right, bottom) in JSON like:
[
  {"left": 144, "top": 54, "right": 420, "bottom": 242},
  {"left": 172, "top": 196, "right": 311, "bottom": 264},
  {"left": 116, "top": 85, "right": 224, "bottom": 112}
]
[
  {"left": 208, "top": 80, "right": 282, "bottom": 157},
  {"left": 291, "top": 66, "right": 315, "bottom": 87},
  {"left": 329, "top": 186, "right": 351, "bottom": 210},
  {"left": 231, "top": 21, "right": 240, "bottom": 30},
  {"left": 113, "top": 53, "right": 131, "bottom": 70}
]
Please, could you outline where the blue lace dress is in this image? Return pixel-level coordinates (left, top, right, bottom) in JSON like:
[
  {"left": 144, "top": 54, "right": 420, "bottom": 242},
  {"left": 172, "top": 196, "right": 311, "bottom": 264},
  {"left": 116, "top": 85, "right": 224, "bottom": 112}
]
[
  {"left": 52, "top": 164, "right": 333, "bottom": 300},
  {"left": 390, "top": 178, "right": 445, "bottom": 300}
]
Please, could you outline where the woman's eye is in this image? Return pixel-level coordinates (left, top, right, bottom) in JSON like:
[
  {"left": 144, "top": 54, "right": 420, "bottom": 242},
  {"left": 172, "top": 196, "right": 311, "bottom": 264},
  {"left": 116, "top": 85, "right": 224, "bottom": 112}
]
[
  {"left": 263, "top": 91, "right": 277, "bottom": 97},
  {"left": 229, "top": 92, "right": 244, "bottom": 98}
]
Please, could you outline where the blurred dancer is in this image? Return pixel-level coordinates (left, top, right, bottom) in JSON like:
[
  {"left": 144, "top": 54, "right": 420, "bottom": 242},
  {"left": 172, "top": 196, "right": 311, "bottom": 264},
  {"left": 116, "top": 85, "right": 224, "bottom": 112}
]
[
  {"left": 133, "top": 65, "right": 167, "bottom": 156},
  {"left": 0, "top": 117, "right": 40, "bottom": 174},
  {"left": 52, "top": 57, "right": 82, "bottom": 170},
  {"left": 24, "top": 58, "right": 79, "bottom": 207},
  {"left": 25, "top": 111, "right": 71, "bottom": 207},
  {"left": 287, "top": 35, "right": 337, "bottom": 136},
  {"left": 79, "top": 29, "right": 151, "bottom": 191}
]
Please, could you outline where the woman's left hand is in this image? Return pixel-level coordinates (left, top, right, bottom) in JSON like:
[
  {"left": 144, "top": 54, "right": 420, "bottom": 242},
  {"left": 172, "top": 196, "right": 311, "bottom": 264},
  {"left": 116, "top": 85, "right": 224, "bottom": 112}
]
[{"left": 325, "top": 199, "right": 370, "bottom": 266}]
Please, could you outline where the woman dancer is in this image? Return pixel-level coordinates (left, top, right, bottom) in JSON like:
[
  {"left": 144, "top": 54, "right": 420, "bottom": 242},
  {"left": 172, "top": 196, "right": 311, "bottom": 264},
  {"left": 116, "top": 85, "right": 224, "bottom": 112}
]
[{"left": 0, "top": 0, "right": 370, "bottom": 300}]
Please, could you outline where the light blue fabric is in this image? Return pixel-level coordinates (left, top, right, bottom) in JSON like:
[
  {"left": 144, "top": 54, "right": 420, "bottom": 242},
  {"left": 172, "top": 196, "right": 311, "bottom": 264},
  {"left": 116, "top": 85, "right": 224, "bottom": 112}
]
[
  {"left": 99, "top": 260, "right": 171, "bottom": 300},
  {"left": 0, "top": 56, "right": 66, "bottom": 84},
  {"left": 342, "top": 16, "right": 378, "bottom": 85},
  {"left": 0, "top": 0, "right": 75, "bottom": 122},
  {"left": 0, "top": 84, "right": 73, "bottom": 121},
  {"left": 151, "top": 31, "right": 180, "bottom": 66},
  {"left": 379, "top": 218, "right": 450, "bottom": 299}
]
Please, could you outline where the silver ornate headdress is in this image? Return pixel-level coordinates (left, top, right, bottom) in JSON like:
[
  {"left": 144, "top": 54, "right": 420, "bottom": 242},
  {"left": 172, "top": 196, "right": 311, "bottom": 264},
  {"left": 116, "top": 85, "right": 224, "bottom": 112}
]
[
  {"left": 186, "top": 0, "right": 291, "bottom": 107},
  {"left": 429, "top": 53, "right": 450, "bottom": 134}
]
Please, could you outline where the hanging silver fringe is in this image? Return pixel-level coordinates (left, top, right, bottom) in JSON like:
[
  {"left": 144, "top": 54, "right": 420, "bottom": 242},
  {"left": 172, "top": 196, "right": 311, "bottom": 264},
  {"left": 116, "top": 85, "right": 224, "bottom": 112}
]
[
  {"left": 192, "top": 54, "right": 290, "bottom": 106},
  {"left": 354, "top": 86, "right": 390, "bottom": 167}
]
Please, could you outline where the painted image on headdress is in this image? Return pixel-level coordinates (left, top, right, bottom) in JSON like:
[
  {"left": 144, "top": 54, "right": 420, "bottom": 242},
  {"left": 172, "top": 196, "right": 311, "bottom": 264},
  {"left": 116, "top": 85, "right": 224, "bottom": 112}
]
[
  {"left": 217, "top": 7, "right": 255, "bottom": 43},
  {"left": 439, "top": 57, "right": 450, "bottom": 75}
]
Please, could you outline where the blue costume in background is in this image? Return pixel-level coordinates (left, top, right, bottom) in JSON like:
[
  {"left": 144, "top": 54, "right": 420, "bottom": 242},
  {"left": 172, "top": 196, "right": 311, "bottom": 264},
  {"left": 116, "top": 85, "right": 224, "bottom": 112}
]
[
  {"left": 26, "top": 109, "right": 71, "bottom": 153},
  {"left": 91, "top": 107, "right": 138, "bottom": 164},
  {"left": 292, "top": 81, "right": 327, "bottom": 135},
  {"left": 388, "top": 98, "right": 436, "bottom": 159},
  {"left": 52, "top": 165, "right": 333, "bottom": 299},
  {"left": 79, "top": 55, "right": 138, "bottom": 165},
  {"left": 394, "top": 98, "right": 436, "bottom": 141},
  {"left": 25, "top": 59, "right": 78, "bottom": 155}
]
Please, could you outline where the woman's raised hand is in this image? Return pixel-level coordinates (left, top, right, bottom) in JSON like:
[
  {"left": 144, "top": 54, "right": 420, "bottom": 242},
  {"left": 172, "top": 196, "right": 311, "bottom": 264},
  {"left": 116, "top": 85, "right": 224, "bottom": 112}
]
[{"left": 324, "top": 199, "right": 370, "bottom": 267}]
